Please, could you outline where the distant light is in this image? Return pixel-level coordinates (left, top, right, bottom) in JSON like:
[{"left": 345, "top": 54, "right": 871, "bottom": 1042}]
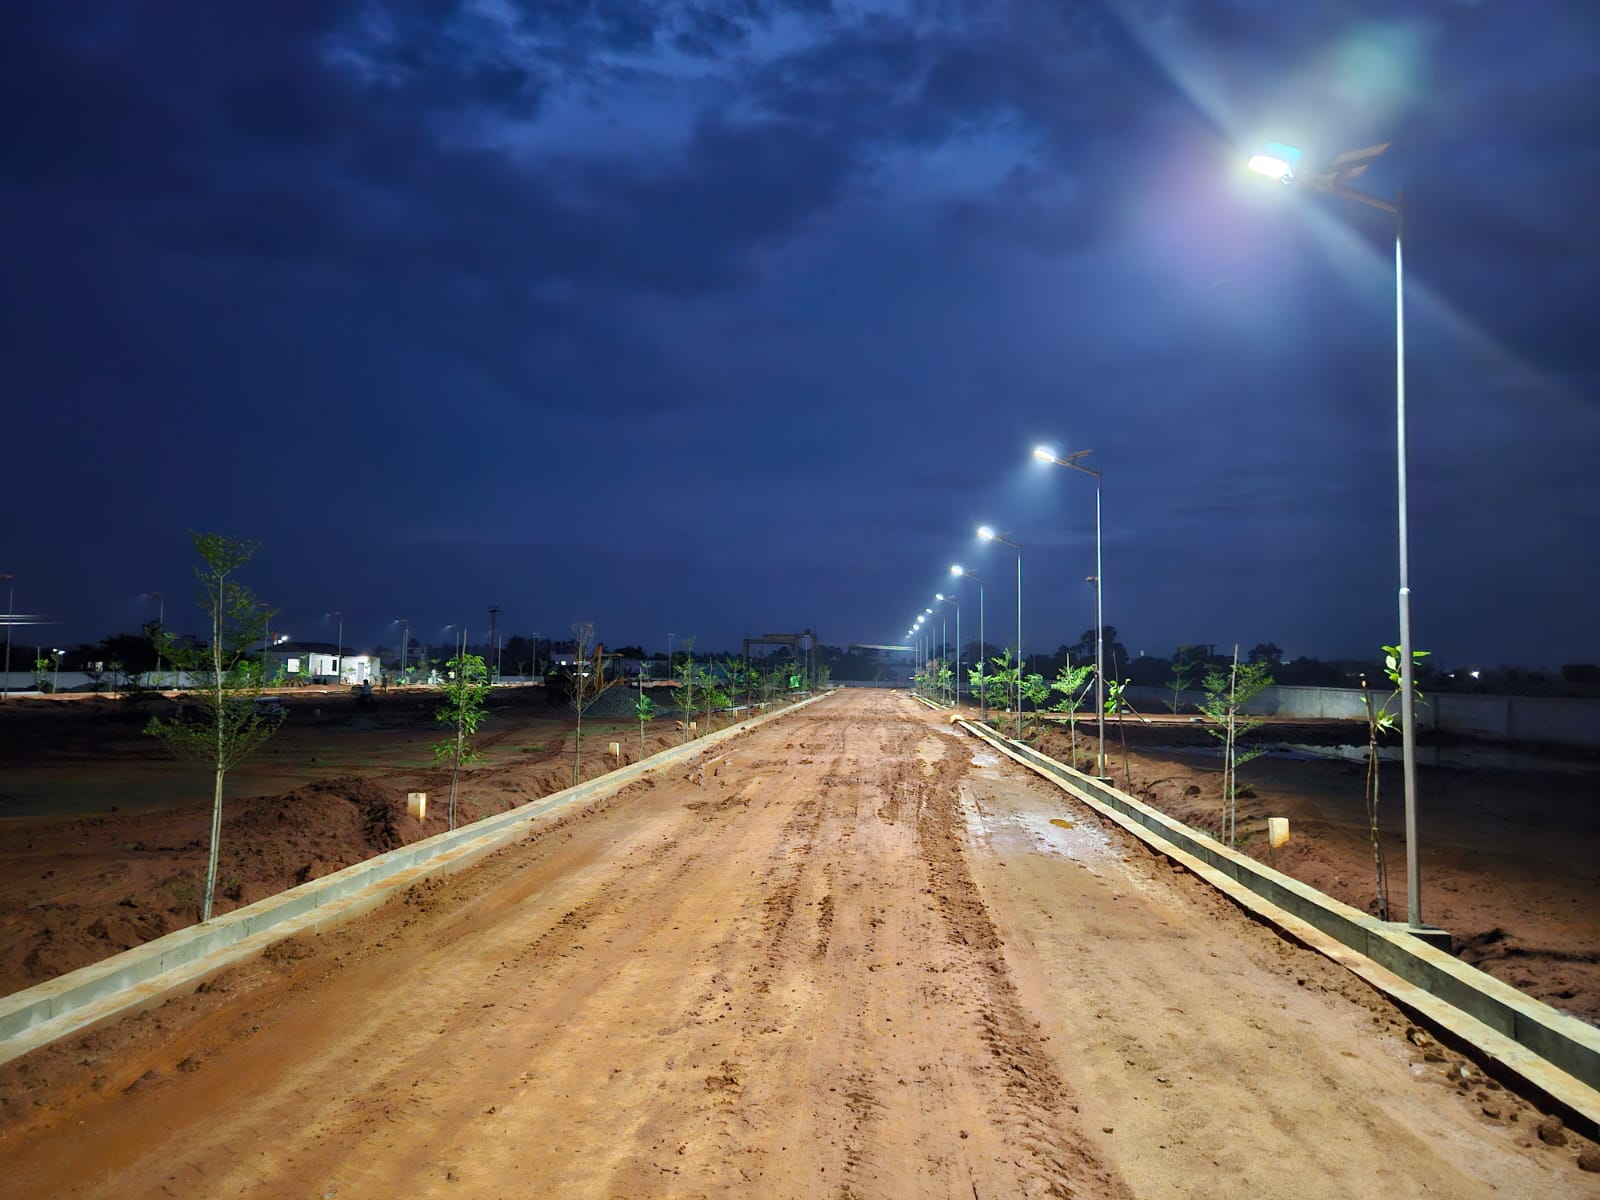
[
  {"left": 950, "top": 564, "right": 964, "bottom": 576},
  {"left": 925, "top": 608, "right": 933, "bottom": 614},
  {"left": 1470, "top": 669, "right": 1480, "bottom": 679},
  {"left": 936, "top": 593, "right": 946, "bottom": 601},
  {"left": 1247, "top": 142, "right": 1303, "bottom": 183},
  {"left": 1033, "top": 446, "right": 1056, "bottom": 462},
  {"left": 977, "top": 526, "right": 995, "bottom": 541}
]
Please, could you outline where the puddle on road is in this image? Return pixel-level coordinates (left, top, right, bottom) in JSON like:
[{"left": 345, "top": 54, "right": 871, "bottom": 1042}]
[{"left": 969, "top": 752, "right": 1001, "bottom": 768}]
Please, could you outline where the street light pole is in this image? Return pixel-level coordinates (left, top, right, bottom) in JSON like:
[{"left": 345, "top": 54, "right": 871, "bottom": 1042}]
[
  {"left": 1248, "top": 142, "right": 1423, "bottom": 931},
  {"left": 1034, "top": 447, "right": 1107, "bottom": 776},
  {"left": 951, "top": 566, "right": 984, "bottom": 720},
  {"left": 397, "top": 618, "right": 409, "bottom": 683},
  {"left": 329, "top": 611, "right": 344, "bottom": 685},
  {"left": 489, "top": 606, "right": 500, "bottom": 684},
  {"left": 977, "top": 528, "right": 1023, "bottom": 736}
]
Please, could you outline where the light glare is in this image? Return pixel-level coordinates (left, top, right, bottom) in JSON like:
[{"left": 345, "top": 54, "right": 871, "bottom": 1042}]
[{"left": 977, "top": 526, "right": 995, "bottom": 540}]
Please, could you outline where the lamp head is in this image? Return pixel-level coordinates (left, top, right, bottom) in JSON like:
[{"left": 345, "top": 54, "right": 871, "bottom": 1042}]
[
  {"left": 1033, "top": 445, "right": 1056, "bottom": 463},
  {"left": 977, "top": 526, "right": 995, "bottom": 541},
  {"left": 1247, "top": 142, "right": 1302, "bottom": 183},
  {"left": 936, "top": 593, "right": 946, "bottom": 602},
  {"left": 950, "top": 564, "right": 964, "bottom": 577}
]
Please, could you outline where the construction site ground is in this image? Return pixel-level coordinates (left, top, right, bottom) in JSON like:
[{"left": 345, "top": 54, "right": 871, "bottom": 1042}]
[{"left": 2, "top": 689, "right": 1596, "bottom": 1197}]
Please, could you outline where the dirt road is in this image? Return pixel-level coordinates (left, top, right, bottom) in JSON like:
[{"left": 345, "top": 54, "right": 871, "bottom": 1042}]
[{"left": 1, "top": 691, "right": 1592, "bottom": 1197}]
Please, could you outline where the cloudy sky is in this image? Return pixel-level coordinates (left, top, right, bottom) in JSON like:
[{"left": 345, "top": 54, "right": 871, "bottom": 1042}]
[{"left": 3, "top": 1, "right": 1597, "bottom": 669}]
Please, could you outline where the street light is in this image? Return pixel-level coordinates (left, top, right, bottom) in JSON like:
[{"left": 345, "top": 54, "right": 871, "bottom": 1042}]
[
  {"left": 396, "top": 618, "right": 409, "bottom": 683},
  {"left": 977, "top": 527, "right": 1023, "bottom": 736},
  {"left": 1247, "top": 139, "right": 1427, "bottom": 933},
  {"left": 329, "top": 611, "right": 344, "bottom": 685},
  {"left": 935, "top": 593, "right": 960, "bottom": 709},
  {"left": 1, "top": 574, "right": 13, "bottom": 701},
  {"left": 1034, "top": 445, "right": 1107, "bottom": 777},
  {"left": 951, "top": 565, "right": 985, "bottom": 720}
]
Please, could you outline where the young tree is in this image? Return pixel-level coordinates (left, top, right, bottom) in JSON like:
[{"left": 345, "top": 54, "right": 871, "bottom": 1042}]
[
  {"left": 433, "top": 649, "right": 489, "bottom": 830},
  {"left": 635, "top": 661, "right": 656, "bottom": 755},
  {"left": 1360, "top": 644, "right": 1429, "bottom": 920},
  {"left": 1020, "top": 671, "right": 1051, "bottom": 736},
  {"left": 1196, "top": 647, "right": 1274, "bottom": 847},
  {"left": 570, "top": 621, "right": 606, "bottom": 782},
  {"left": 1167, "top": 645, "right": 1199, "bottom": 714},
  {"left": 971, "top": 648, "right": 1016, "bottom": 722},
  {"left": 145, "top": 533, "right": 283, "bottom": 922},
  {"left": 1050, "top": 658, "right": 1095, "bottom": 766}
]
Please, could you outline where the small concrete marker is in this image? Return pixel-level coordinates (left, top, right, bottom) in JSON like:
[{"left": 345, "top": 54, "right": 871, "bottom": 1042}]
[
  {"left": 1267, "top": 817, "right": 1290, "bottom": 848},
  {"left": 407, "top": 792, "right": 427, "bottom": 820}
]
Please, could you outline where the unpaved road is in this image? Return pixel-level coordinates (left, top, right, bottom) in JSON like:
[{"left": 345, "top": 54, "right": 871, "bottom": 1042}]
[{"left": 1, "top": 691, "right": 1592, "bottom": 1198}]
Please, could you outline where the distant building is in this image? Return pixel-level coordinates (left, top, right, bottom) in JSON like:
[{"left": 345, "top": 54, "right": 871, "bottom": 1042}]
[{"left": 262, "top": 641, "right": 381, "bottom": 685}]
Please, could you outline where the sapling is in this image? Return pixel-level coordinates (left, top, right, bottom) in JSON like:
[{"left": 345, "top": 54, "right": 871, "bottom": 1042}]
[
  {"left": 1196, "top": 646, "right": 1274, "bottom": 847},
  {"left": 433, "top": 648, "right": 489, "bottom": 830},
  {"left": 1167, "top": 645, "right": 1198, "bottom": 714},
  {"left": 1361, "top": 643, "right": 1429, "bottom": 921},
  {"left": 1049, "top": 657, "right": 1094, "bottom": 767},
  {"left": 1020, "top": 671, "right": 1050, "bottom": 737},
  {"left": 569, "top": 621, "right": 605, "bottom": 781},
  {"left": 636, "top": 661, "right": 655, "bottom": 755},
  {"left": 144, "top": 533, "right": 283, "bottom": 922}
]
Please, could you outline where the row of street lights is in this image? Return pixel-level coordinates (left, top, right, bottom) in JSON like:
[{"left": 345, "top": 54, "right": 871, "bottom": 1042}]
[{"left": 902, "top": 447, "right": 1106, "bottom": 768}]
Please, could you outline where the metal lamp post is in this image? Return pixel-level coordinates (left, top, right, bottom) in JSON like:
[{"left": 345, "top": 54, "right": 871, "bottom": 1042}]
[
  {"left": 1248, "top": 140, "right": 1426, "bottom": 933},
  {"left": 397, "top": 618, "right": 409, "bottom": 683},
  {"left": 488, "top": 606, "right": 500, "bottom": 683},
  {"left": 977, "top": 527, "right": 1023, "bottom": 736},
  {"left": 951, "top": 566, "right": 984, "bottom": 720},
  {"left": 1033, "top": 446, "right": 1107, "bottom": 777}
]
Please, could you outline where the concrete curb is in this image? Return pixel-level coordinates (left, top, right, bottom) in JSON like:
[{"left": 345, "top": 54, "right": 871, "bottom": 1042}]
[
  {"left": 953, "top": 715, "right": 1600, "bottom": 1138},
  {"left": 0, "top": 691, "right": 837, "bottom": 1066}
]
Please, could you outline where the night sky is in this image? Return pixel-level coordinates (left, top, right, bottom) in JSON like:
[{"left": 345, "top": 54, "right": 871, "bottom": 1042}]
[{"left": 4, "top": 2, "right": 1597, "bottom": 670}]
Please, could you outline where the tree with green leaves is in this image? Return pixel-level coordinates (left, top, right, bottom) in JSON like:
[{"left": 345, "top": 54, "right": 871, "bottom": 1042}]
[
  {"left": 970, "top": 648, "right": 1016, "bottom": 723},
  {"left": 433, "top": 649, "right": 489, "bottom": 830},
  {"left": 1020, "top": 671, "right": 1050, "bottom": 736},
  {"left": 1361, "top": 644, "right": 1429, "bottom": 920},
  {"left": 1050, "top": 658, "right": 1095, "bottom": 766},
  {"left": 570, "top": 621, "right": 606, "bottom": 780},
  {"left": 145, "top": 533, "right": 283, "bottom": 922},
  {"left": 1167, "top": 645, "right": 1200, "bottom": 713},
  {"left": 1196, "top": 647, "right": 1274, "bottom": 847},
  {"left": 635, "top": 662, "right": 656, "bottom": 755}
]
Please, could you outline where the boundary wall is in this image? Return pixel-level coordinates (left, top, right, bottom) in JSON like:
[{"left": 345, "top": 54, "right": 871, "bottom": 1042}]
[
  {"left": 0, "top": 692, "right": 834, "bottom": 1066},
  {"left": 954, "top": 716, "right": 1600, "bottom": 1136},
  {"left": 1128, "top": 684, "right": 1600, "bottom": 750}
]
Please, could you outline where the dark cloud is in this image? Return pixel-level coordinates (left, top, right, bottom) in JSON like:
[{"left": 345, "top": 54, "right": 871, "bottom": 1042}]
[{"left": 1, "top": 0, "right": 1596, "bottom": 669}]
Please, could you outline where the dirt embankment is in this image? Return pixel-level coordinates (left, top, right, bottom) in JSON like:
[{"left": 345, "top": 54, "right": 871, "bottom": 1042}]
[
  {"left": 0, "top": 687, "right": 758, "bottom": 994},
  {"left": 1022, "top": 715, "right": 1600, "bottom": 1024}
]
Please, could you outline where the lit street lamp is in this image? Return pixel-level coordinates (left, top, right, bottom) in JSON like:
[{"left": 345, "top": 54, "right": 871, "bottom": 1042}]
[
  {"left": 1034, "top": 446, "right": 1107, "bottom": 777},
  {"left": 950, "top": 565, "right": 985, "bottom": 720},
  {"left": 977, "top": 527, "right": 1023, "bottom": 736},
  {"left": 1247, "top": 139, "right": 1428, "bottom": 934}
]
